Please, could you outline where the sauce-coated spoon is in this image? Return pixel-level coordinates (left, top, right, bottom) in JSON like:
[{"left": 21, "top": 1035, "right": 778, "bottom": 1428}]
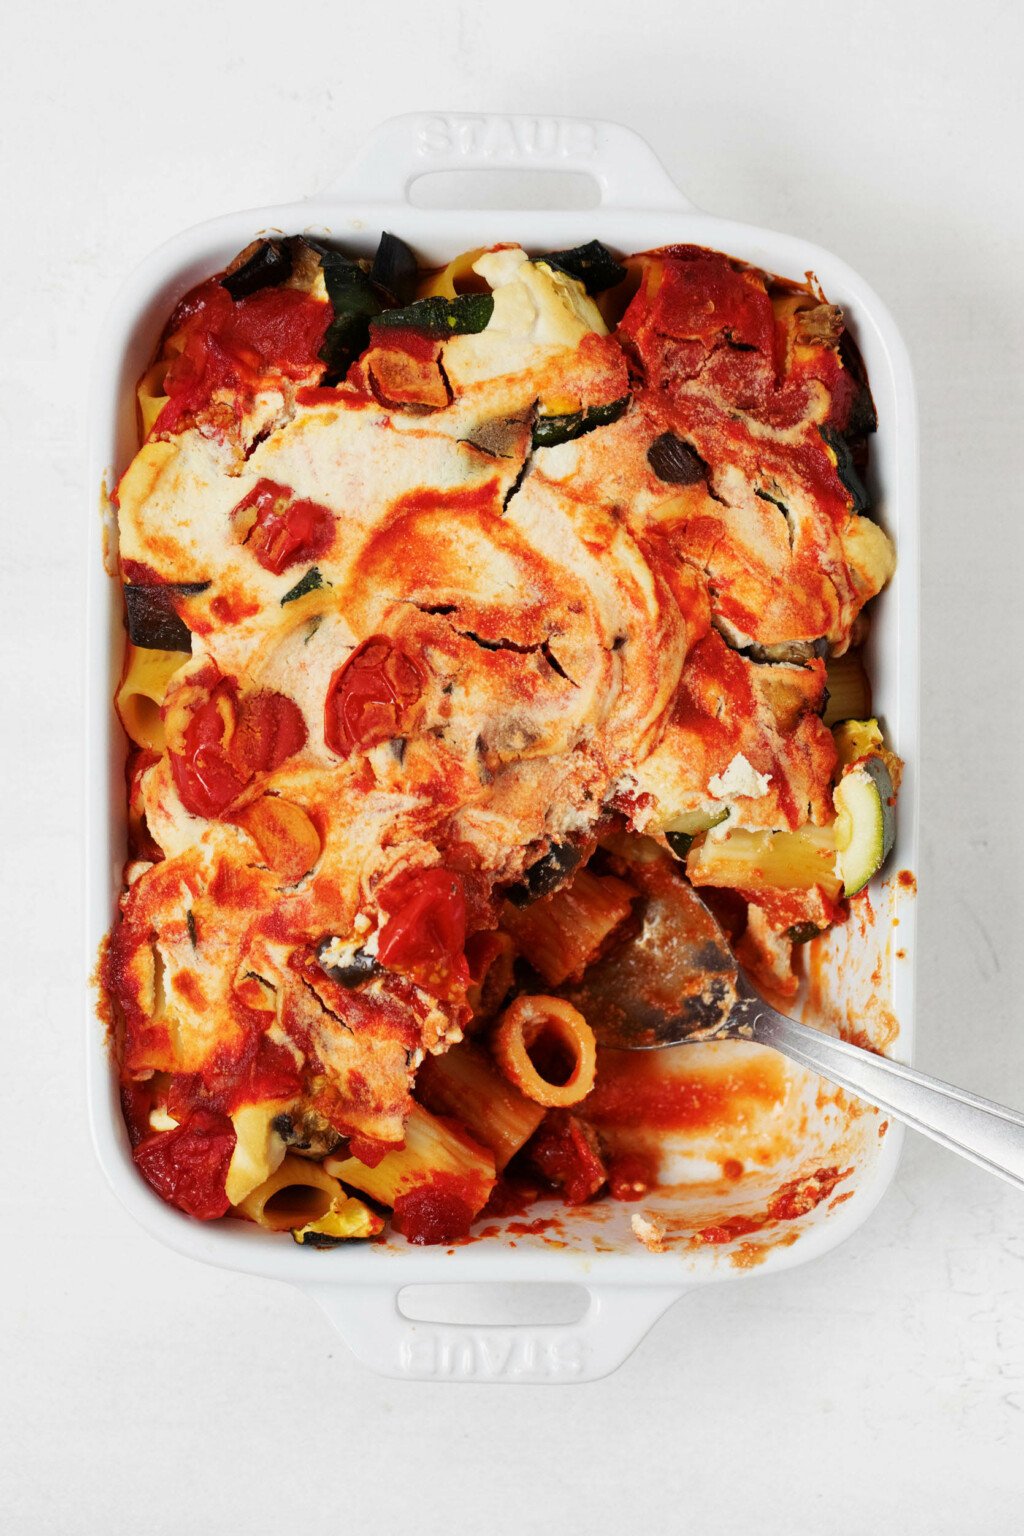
[{"left": 562, "top": 866, "right": 1024, "bottom": 1193}]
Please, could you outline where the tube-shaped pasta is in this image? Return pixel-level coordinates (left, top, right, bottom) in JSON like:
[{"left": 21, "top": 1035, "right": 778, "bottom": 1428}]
[
  {"left": 137, "top": 361, "right": 170, "bottom": 437},
  {"left": 116, "top": 644, "right": 189, "bottom": 751},
  {"left": 224, "top": 1099, "right": 293, "bottom": 1207},
  {"left": 492, "top": 995, "right": 597, "bottom": 1109},
  {"left": 417, "top": 246, "right": 489, "bottom": 299},
  {"left": 500, "top": 867, "right": 636, "bottom": 986},
  {"left": 235, "top": 1153, "right": 345, "bottom": 1231},
  {"left": 325, "top": 1103, "right": 495, "bottom": 1215},
  {"left": 417, "top": 1041, "right": 544, "bottom": 1170}
]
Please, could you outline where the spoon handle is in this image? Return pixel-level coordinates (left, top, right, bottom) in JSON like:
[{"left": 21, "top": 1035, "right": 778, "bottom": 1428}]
[{"left": 750, "top": 1005, "right": 1024, "bottom": 1193}]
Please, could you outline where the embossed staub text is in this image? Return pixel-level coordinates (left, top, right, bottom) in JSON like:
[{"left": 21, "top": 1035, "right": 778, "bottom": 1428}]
[
  {"left": 399, "top": 1328, "right": 586, "bottom": 1381},
  {"left": 416, "top": 115, "right": 597, "bottom": 162}
]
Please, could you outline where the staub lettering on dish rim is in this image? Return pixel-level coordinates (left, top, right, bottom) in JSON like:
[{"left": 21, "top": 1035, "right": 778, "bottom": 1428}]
[
  {"left": 416, "top": 115, "right": 597, "bottom": 162},
  {"left": 399, "top": 1330, "right": 586, "bottom": 1380}
]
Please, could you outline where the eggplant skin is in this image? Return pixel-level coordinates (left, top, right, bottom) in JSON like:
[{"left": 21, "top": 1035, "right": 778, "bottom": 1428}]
[
  {"left": 535, "top": 240, "right": 626, "bottom": 296},
  {"left": 316, "top": 939, "right": 380, "bottom": 988},
  {"left": 646, "top": 433, "right": 708, "bottom": 486},
  {"left": 271, "top": 1111, "right": 346, "bottom": 1159},
  {"left": 370, "top": 231, "right": 418, "bottom": 306},
  {"left": 505, "top": 842, "right": 583, "bottom": 907},
  {"left": 221, "top": 238, "right": 294, "bottom": 300},
  {"left": 123, "top": 582, "right": 208, "bottom": 651}
]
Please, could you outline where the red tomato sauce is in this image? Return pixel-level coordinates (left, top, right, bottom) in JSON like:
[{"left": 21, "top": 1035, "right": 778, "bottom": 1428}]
[
  {"left": 583, "top": 1051, "right": 787, "bottom": 1134},
  {"left": 393, "top": 1173, "right": 480, "bottom": 1245},
  {"left": 133, "top": 1108, "right": 237, "bottom": 1220},
  {"left": 232, "top": 479, "right": 336, "bottom": 574},
  {"left": 694, "top": 1165, "right": 851, "bottom": 1245},
  {"left": 154, "top": 282, "right": 330, "bottom": 434}
]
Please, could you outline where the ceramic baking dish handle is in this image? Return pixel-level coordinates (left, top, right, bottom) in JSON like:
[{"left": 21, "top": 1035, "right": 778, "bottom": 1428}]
[
  {"left": 303, "top": 1281, "right": 682, "bottom": 1383},
  {"left": 320, "top": 112, "right": 694, "bottom": 211}
]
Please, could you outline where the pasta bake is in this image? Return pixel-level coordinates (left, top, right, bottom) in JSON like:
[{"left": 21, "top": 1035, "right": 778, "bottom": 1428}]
[{"left": 101, "top": 232, "right": 899, "bottom": 1246}]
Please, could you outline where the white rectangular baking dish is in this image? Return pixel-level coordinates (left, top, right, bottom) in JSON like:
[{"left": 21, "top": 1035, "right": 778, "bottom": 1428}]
[{"left": 86, "top": 112, "right": 919, "bottom": 1383}]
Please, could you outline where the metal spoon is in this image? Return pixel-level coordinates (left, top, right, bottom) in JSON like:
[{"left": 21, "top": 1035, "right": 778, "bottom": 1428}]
[{"left": 561, "top": 868, "right": 1024, "bottom": 1193}]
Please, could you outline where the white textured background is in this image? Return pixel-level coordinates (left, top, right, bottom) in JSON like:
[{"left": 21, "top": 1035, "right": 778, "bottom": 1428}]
[{"left": 3, "top": 1, "right": 1024, "bottom": 1529}]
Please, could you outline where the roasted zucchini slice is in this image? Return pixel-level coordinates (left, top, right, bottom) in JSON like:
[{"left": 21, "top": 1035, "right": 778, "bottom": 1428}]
[{"left": 833, "top": 756, "right": 896, "bottom": 895}]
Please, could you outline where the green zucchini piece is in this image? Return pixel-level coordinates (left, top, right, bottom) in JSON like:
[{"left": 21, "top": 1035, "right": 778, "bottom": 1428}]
[
  {"left": 533, "top": 240, "right": 626, "bottom": 296},
  {"left": 819, "top": 425, "right": 870, "bottom": 513},
  {"left": 833, "top": 756, "right": 896, "bottom": 896},
  {"left": 281, "top": 567, "right": 325, "bottom": 605},
  {"left": 371, "top": 293, "right": 494, "bottom": 339},
  {"left": 313, "top": 244, "right": 384, "bottom": 376},
  {"left": 291, "top": 1197, "right": 383, "bottom": 1245},
  {"left": 123, "top": 582, "right": 209, "bottom": 651},
  {"left": 532, "top": 395, "right": 629, "bottom": 450},
  {"left": 664, "top": 807, "right": 729, "bottom": 861}
]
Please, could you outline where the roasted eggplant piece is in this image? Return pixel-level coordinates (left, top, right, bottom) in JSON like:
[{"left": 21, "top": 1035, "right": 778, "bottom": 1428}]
[
  {"left": 123, "top": 582, "right": 209, "bottom": 651},
  {"left": 271, "top": 1110, "right": 347, "bottom": 1160},
  {"left": 819, "top": 425, "right": 870, "bottom": 513},
  {"left": 534, "top": 239, "right": 626, "bottom": 296},
  {"left": 370, "top": 231, "right": 418, "bottom": 306},
  {"left": 505, "top": 841, "right": 583, "bottom": 907},
  {"left": 647, "top": 433, "right": 709, "bottom": 486},
  {"left": 740, "top": 637, "right": 828, "bottom": 666},
  {"left": 316, "top": 937, "right": 380, "bottom": 987},
  {"left": 221, "top": 238, "right": 294, "bottom": 300},
  {"left": 311, "top": 243, "right": 385, "bottom": 377}
]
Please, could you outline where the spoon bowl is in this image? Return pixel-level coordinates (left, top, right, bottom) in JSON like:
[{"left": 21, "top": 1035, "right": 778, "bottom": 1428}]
[{"left": 563, "top": 856, "right": 1024, "bottom": 1195}]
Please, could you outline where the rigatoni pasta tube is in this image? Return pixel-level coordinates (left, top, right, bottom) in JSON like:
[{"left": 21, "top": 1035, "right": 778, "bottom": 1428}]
[
  {"left": 417, "top": 1041, "right": 544, "bottom": 1170},
  {"left": 500, "top": 868, "right": 636, "bottom": 986},
  {"left": 116, "top": 644, "right": 189, "bottom": 751},
  {"left": 235, "top": 1153, "right": 345, "bottom": 1231},
  {"left": 417, "top": 246, "right": 488, "bottom": 299},
  {"left": 492, "top": 995, "right": 597, "bottom": 1109},
  {"left": 224, "top": 1099, "right": 293, "bottom": 1207},
  {"left": 325, "top": 1103, "right": 495, "bottom": 1216},
  {"left": 137, "top": 360, "right": 170, "bottom": 437}
]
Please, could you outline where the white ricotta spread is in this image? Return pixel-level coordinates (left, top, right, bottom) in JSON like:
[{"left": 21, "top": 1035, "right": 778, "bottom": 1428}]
[{"left": 707, "top": 753, "right": 773, "bottom": 801}]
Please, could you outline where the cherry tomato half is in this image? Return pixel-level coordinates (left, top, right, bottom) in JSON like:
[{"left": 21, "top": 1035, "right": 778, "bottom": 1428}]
[
  {"left": 170, "top": 677, "right": 307, "bottom": 820},
  {"left": 169, "top": 678, "right": 248, "bottom": 819},
  {"left": 230, "top": 690, "right": 308, "bottom": 779},
  {"left": 133, "top": 1107, "right": 236, "bottom": 1220},
  {"left": 324, "top": 637, "right": 426, "bottom": 757},
  {"left": 235, "top": 479, "right": 335, "bottom": 574},
  {"left": 376, "top": 866, "right": 470, "bottom": 1001}
]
